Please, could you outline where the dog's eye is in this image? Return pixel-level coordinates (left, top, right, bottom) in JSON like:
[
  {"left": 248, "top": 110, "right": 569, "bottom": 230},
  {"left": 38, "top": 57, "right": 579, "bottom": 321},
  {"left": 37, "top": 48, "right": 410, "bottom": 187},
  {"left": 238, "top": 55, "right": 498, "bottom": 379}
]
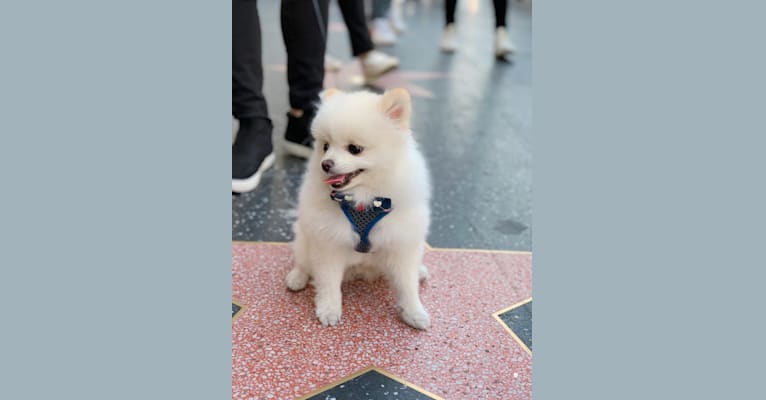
[
  {"left": 347, "top": 144, "right": 363, "bottom": 155},
  {"left": 323, "top": 143, "right": 329, "bottom": 152}
]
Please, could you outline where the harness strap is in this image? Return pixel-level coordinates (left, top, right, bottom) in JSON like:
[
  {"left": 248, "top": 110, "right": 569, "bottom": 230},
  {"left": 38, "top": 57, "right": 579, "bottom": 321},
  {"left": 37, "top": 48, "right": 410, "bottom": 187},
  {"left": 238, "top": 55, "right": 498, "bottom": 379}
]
[{"left": 330, "top": 191, "right": 392, "bottom": 253}]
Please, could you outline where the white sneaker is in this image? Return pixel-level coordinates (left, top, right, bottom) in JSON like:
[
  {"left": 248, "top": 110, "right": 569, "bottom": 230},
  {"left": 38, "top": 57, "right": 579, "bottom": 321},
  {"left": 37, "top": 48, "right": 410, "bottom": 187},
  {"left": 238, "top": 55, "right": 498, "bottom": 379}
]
[
  {"left": 360, "top": 50, "right": 399, "bottom": 81},
  {"left": 388, "top": 0, "right": 407, "bottom": 33},
  {"left": 324, "top": 54, "right": 343, "bottom": 72},
  {"left": 440, "top": 23, "right": 457, "bottom": 53},
  {"left": 494, "top": 26, "right": 515, "bottom": 57},
  {"left": 232, "top": 153, "right": 275, "bottom": 193},
  {"left": 371, "top": 18, "right": 397, "bottom": 46}
]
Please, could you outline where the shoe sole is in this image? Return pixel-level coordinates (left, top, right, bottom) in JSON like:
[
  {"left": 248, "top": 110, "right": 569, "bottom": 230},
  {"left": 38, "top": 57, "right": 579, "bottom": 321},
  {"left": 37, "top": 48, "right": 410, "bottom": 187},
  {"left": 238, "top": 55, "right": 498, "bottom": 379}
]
[
  {"left": 363, "top": 63, "right": 399, "bottom": 82},
  {"left": 495, "top": 48, "right": 514, "bottom": 57},
  {"left": 232, "top": 152, "right": 275, "bottom": 193},
  {"left": 282, "top": 141, "right": 313, "bottom": 159}
]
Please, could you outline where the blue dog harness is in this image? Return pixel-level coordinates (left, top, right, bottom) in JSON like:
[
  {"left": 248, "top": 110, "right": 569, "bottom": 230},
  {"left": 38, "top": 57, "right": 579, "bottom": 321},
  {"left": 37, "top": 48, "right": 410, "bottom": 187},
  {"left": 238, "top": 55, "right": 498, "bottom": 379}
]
[{"left": 330, "top": 191, "right": 392, "bottom": 253}]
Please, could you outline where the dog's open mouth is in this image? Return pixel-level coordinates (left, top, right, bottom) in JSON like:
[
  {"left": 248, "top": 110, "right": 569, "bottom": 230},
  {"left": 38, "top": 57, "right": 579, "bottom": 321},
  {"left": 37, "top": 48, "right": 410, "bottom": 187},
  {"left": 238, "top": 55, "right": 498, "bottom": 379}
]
[{"left": 324, "top": 169, "right": 364, "bottom": 189}]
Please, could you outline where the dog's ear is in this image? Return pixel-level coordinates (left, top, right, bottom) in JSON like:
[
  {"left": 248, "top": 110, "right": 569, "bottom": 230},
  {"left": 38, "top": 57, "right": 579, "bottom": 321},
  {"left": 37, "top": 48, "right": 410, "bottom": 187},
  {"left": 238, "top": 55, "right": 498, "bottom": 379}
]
[
  {"left": 320, "top": 88, "right": 343, "bottom": 102},
  {"left": 379, "top": 88, "right": 411, "bottom": 130}
]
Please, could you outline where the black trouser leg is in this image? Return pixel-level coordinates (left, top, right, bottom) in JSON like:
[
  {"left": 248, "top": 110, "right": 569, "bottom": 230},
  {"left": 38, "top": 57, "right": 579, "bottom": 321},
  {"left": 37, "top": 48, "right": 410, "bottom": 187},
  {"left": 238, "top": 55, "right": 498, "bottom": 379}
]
[
  {"left": 281, "top": 0, "right": 330, "bottom": 111},
  {"left": 493, "top": 0, "right": 508, "bottom": 27},
  {"left": 445, "top": 0, "right": 457, "bottom": 25},
  {"left": 233, "top": 0, "right": 269, "bottom": 121},
  {"left": 337, "top": 0, "right": 374, "bottom": 57}
]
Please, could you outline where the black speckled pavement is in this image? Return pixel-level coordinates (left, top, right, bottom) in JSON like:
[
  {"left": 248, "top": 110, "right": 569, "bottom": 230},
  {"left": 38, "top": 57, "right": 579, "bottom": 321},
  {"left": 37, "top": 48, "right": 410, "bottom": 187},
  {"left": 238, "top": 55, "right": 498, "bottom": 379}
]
[{"left": 232, "top": 0, "right": 531, "bottom": 252}]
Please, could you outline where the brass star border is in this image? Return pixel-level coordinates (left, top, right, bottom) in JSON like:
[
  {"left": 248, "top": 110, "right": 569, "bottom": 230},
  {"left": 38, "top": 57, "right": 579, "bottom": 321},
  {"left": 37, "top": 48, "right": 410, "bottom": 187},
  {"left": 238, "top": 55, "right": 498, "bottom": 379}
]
[
  {"left": 492, "top": 297, "right": 533, "bottom": 356},
  {"left": 295, "top": 365, "right": 445, "bottom": 400},
  {"left": 232, "top": 300, "right": 247, "bottom": 323}
]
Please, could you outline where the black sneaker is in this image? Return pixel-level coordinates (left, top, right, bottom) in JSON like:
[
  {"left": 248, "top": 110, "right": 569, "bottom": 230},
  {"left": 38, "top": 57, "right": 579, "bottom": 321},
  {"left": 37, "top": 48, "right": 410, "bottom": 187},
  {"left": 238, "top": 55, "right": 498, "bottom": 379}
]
[
  {"left": 232, "top": 117, "right": 275, "bottom": 193},
  {"left": 283, "top": 109, "right": 315, "bottom": 159}
]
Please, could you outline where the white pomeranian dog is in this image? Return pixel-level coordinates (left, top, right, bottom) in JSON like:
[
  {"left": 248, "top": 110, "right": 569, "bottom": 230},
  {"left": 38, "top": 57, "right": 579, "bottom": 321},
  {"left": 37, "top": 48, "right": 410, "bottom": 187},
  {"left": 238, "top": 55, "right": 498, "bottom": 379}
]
[{"left": 285, "top": 88, "right": 432, "bottom": 330}]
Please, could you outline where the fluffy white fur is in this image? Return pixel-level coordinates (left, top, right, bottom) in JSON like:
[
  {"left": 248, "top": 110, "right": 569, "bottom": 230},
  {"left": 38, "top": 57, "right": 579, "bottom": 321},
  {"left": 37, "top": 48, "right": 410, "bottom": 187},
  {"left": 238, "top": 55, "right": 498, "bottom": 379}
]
[{"left": 286, "top": 88, "right": 432, "bottom": 330}]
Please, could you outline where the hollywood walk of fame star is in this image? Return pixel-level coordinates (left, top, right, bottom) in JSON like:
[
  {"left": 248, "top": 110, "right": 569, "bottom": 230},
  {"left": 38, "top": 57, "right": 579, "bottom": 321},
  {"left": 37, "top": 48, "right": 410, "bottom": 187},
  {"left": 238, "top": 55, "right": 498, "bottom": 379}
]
[{"left": 232, "top": 242, "right": 532, "bottom": 400}]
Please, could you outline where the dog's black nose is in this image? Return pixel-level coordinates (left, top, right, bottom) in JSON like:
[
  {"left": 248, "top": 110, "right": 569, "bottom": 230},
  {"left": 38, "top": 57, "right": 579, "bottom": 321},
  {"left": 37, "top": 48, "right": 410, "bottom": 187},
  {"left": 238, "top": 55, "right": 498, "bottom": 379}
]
[{"left": 321, "top": 159, "right": 334, "bottom": 172}]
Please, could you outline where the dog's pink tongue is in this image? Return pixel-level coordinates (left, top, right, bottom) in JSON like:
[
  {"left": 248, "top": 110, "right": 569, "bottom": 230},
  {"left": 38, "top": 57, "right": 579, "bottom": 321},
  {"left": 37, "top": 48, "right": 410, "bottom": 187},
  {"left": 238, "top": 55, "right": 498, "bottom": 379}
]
[{"left": 324, "top": 174, "right": 346, "bottom": 185}]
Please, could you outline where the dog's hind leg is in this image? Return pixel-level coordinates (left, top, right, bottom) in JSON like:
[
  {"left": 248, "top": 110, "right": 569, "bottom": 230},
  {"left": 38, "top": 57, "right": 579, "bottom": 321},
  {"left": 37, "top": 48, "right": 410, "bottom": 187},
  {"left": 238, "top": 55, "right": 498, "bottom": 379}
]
[{"left": 286, "top": 267, "right": 309, "bottom": 292}]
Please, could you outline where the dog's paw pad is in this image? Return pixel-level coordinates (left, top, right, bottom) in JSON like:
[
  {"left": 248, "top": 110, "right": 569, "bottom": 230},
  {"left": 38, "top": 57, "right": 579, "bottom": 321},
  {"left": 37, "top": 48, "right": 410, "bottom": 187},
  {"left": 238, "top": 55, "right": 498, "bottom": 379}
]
[
  {"left": 401, "top": 309, "right": 431, "bottom": 330},
  {"left": 286, "top": 268, "right": 309, "bottom": 291}
]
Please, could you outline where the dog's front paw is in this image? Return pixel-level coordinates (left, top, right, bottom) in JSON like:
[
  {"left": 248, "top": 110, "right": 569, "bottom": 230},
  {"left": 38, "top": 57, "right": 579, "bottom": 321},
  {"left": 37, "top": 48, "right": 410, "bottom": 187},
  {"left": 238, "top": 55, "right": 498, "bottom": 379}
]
[
  {"left": 316, "top": 303, "right": 342, "bottom": 327},
  {"left": 401, "top": 307, "right": 431, "bottom": 330}
]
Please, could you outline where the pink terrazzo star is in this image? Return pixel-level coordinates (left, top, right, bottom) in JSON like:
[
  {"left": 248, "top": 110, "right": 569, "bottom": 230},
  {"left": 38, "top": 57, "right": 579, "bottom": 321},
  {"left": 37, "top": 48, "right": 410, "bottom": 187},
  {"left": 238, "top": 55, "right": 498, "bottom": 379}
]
[
  {"left": 267, "top": 62, "right": 447, "bottom": 99},
  {"left": 232, "top": 242, "right": 532, "bottom": 400}
]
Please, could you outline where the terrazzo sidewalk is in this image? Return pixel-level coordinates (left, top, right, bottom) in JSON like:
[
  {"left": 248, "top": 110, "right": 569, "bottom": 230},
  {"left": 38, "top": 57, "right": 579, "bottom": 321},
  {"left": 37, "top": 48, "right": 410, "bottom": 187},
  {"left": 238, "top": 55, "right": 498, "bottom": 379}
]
[{"left": 232, "top": 242, "right": 532, "bottom": 399}]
